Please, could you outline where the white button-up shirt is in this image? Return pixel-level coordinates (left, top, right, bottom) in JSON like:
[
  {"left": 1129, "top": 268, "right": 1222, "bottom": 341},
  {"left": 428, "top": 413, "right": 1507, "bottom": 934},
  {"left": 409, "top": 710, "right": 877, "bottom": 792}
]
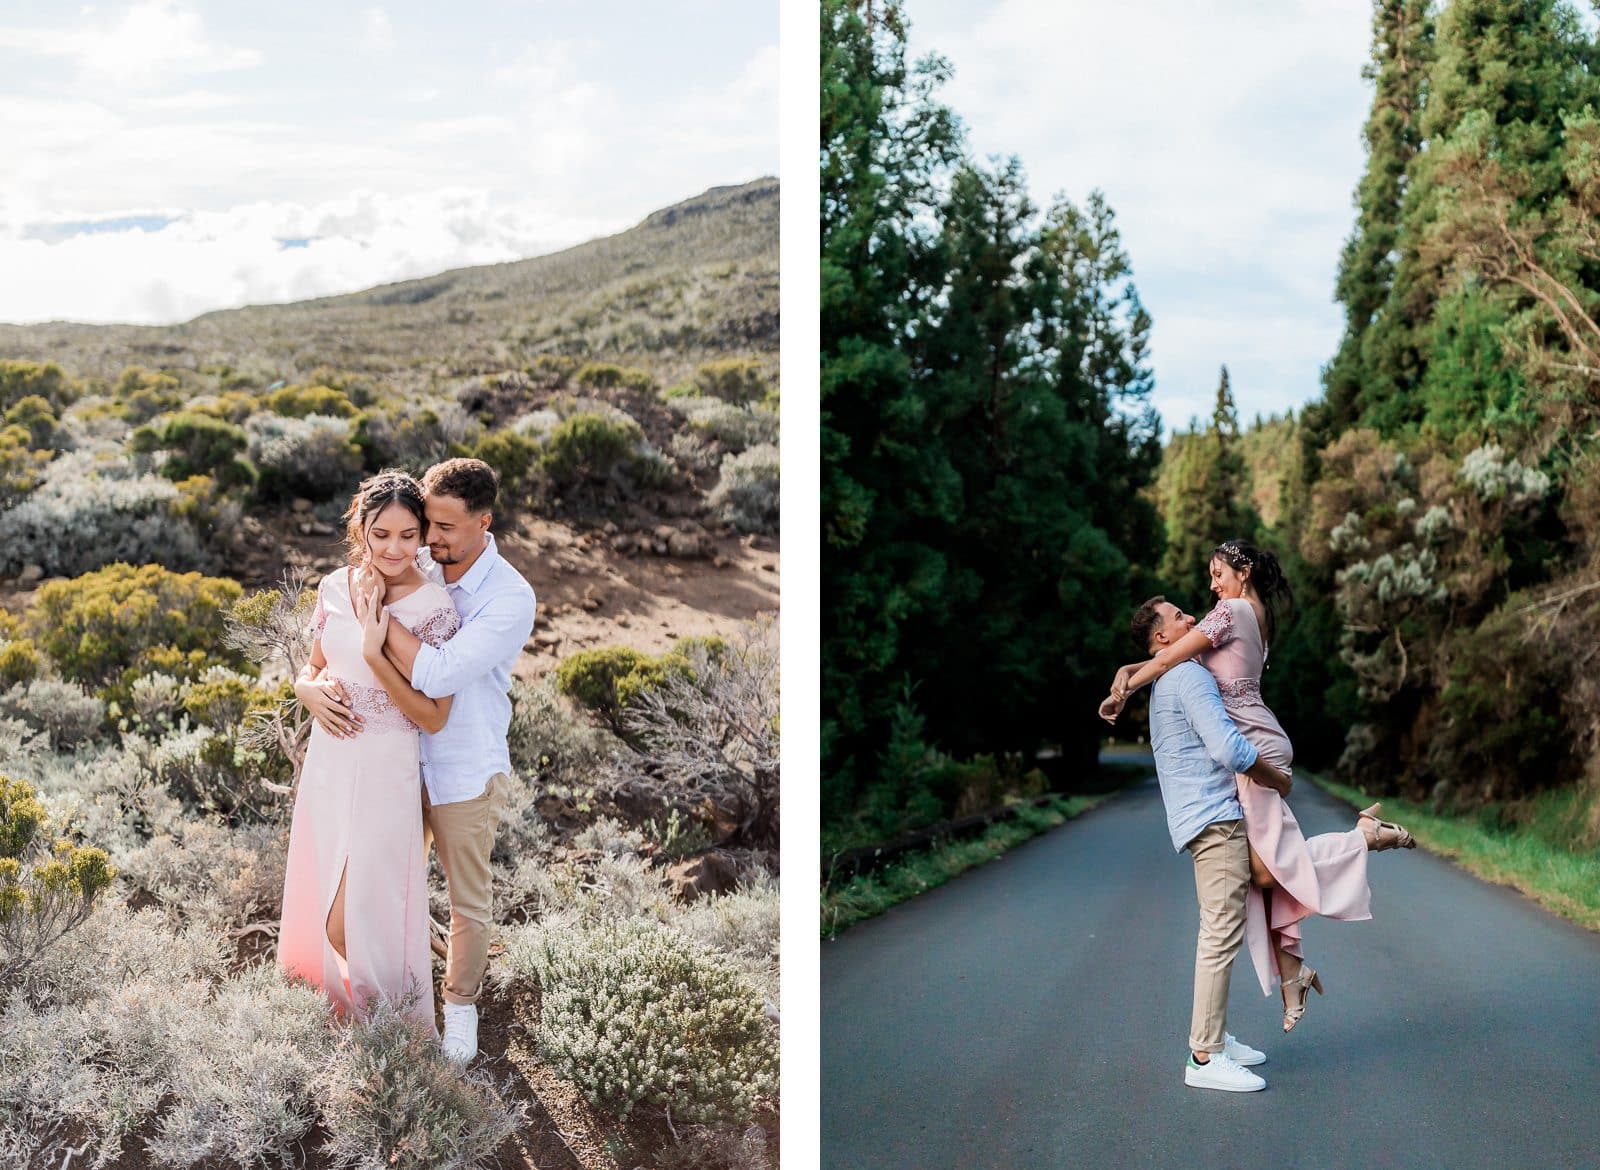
[{"left": 413, "top": 533, "right": 537, "bottom": 806}]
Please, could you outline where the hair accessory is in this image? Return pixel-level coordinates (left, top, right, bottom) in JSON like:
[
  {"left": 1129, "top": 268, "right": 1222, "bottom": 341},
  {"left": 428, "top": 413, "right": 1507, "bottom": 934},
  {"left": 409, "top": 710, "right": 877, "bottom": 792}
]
[{"left": 1218, "top": 541, "right": 1253, "bottom": 570}]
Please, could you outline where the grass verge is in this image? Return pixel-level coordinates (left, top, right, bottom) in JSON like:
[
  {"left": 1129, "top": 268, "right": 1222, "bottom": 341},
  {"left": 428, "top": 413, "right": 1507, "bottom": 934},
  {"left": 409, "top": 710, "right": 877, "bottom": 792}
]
[
  {"left": 1311, "top": 772, "right": 1600, "bottom": 933},
  {"left": 820, "top": 792, "right": 1113, "bottom": 939}
]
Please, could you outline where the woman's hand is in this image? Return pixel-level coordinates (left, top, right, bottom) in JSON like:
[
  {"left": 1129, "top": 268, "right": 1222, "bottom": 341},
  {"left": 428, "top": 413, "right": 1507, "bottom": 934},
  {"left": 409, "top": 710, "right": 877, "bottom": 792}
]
[
  {"left": 1110, "top": 665, "right": 1135, "bottom": 700},
  {"left": 1098, "top": 692, "right": 1125, "bottom": 725},
  {"left": 296, "top": 673, "right": 363, "bottom": 739},
  {"left": 351, "top": 562, "right": 385, "bottom": 621},
  {"left": 360, "top": 584, "right": 391, "bottom": 665}
]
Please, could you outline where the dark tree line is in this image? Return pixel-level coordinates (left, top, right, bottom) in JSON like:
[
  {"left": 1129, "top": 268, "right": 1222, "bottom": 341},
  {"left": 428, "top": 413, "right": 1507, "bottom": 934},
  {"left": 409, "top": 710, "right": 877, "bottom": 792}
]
[{"left": 822, "top": 0, "right": 1161, "bottom": 832}]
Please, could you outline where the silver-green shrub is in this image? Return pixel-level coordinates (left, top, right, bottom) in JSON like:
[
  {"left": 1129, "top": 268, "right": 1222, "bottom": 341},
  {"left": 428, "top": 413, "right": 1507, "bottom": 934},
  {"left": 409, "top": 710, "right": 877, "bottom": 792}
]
[
  {"left": 671, "top": 396, "right": 779, "bottom": 453},
  {"left": 673, "top": 878, "right": 781, "bottom": 1006},
  {"left": 119, "top": 817, "right": 287, "bottom": 932},
  {"left": 317, "top": 995, "right": 523, "bottom": 1170},
  {"left": 246, "top": 413, "right": 363, "bottom": 500},
  {"left": 0, "top": 452, "right": 209, "bottom": 576},
  {"left": 0, "top": 678, "right": 105, "bottom": 749},
  {"left": 709, "top": 444, "right": 778, "bottom": 533},
  {"left": 531, "top": 918, "right": 777, "bottom": 1125}
]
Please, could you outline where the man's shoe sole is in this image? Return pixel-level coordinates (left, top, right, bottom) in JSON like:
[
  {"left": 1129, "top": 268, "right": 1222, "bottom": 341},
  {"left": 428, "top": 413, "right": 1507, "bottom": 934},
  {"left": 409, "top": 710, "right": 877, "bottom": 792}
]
[{"left": 1184, "top": 1067, "right": 1266, "bottom": 1092}]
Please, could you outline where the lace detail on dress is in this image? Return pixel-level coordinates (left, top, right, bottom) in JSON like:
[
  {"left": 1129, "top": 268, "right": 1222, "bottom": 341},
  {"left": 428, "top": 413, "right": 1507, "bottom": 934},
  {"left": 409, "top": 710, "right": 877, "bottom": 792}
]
[
  {"left": 311, "top": 594, "right": 328, "bottom": 639},
  {"left": 412, "top": 606, "right": 460, "bottom": 648},
  {"left": 332, "top": 677, "right": 419, "bottom": 734},
  {"left": 1218, "top": 677, "right": 1263, "bottom": 705},
  {"left": 1196, "top": 600, "right": 1235, "bottom": 649}
]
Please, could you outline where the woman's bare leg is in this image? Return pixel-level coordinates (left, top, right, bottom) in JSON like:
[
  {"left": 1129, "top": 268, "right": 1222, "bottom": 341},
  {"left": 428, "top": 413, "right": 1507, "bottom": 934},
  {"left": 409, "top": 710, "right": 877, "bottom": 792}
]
[
  {"left": 1248, "top": 843, "right": 1277, "bottom": 890},
  {"left": 326, "top": 864, "right": 349, "bottom": 960}
]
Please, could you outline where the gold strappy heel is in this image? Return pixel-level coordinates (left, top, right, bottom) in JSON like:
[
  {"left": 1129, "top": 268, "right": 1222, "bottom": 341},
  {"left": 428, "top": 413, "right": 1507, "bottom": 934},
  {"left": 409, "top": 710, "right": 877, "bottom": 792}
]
[
  {"left": 1281, "top": 965, "right": 1324, "bottom": 1033},
  {"left": 1358, "top": 803, "right": 1417, "bottom": 851}
]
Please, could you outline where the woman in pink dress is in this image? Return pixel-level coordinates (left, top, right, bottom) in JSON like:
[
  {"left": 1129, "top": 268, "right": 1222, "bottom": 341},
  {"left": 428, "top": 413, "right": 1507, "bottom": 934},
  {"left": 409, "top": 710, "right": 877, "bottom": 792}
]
[
  {"left": 278, "top": 471, "right": 461, "bottom": 1029},
  {"left": 1100, "top": 540, "right": 1414, "bottom": 1032}
]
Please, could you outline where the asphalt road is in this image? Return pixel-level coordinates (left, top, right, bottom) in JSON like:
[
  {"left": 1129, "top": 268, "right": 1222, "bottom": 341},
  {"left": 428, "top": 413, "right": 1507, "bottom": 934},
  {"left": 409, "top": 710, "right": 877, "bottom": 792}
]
[{"left": 821, "top": 773, "right": 1600, "bottom": 1169}]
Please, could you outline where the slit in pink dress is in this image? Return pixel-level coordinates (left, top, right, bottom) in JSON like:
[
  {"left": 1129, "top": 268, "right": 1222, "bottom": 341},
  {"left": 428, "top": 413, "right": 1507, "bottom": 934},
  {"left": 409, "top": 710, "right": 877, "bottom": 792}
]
[
  {"left": 1195, "top": 597, "right": 1373, "bottom": 996},
  {"left": 276, "top": 568, "right": 460, "bottom": 1028}
]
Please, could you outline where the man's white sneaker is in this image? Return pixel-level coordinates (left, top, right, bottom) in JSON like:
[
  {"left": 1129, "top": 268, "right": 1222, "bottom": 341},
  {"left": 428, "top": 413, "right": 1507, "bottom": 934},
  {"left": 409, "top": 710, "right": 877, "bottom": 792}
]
[
  {"left": 1223, "top": 1032, "right": 1266, "bottom": 1067},
  {"left": 1184, "top": 1050, "right": 1266, "bottom": 1092},
  {"left": 441, "top": 1002, "right": 479, "bottom": 1065}
]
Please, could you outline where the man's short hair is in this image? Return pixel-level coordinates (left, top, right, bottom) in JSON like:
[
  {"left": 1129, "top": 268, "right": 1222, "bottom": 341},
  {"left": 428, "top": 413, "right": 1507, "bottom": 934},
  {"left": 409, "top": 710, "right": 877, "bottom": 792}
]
[
  {"left": 422, "top": 457, "right": 499, "bottom": 514},
  {"left": 1129, "top": 596, "right": 1168, "bottom": 654}
]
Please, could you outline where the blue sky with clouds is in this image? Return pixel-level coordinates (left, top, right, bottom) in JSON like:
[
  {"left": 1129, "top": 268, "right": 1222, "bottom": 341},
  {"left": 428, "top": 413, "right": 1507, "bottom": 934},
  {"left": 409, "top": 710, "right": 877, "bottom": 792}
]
[
  {"left": 904, "top": 0, "right": 1375, "bottom": 432},
  {"left": 0, "top": 0, "right": 777, "bottom": 324}
]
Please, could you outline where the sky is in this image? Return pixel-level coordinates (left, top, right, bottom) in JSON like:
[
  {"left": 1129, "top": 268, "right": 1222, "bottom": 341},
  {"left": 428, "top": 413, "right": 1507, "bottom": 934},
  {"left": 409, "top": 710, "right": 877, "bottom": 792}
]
[
  {"left": 0, "top": 0, "right": 777, "bottom": 325},
  {"left": 903, "top": 0, "right": 1376, "bottom": 432}
]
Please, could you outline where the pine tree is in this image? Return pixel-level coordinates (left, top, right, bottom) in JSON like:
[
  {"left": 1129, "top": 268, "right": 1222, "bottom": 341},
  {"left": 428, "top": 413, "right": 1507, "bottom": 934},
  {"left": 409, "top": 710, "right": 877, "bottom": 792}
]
[{"left": 1158, "top": 366, "right": 1256, "bottom": 591}]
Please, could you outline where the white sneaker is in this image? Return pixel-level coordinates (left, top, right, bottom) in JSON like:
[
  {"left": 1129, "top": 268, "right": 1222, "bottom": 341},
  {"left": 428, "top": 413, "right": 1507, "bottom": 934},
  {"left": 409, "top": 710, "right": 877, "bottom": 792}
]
[
  {"left": 1185, "top": 1050, "right": 1266, "bottom": 1092},
  {"left": 441, "top": 1002, "right": 478, "bottom": 1065},
  {"left": 1223, "top": 1032, "right": 1266, "bottom": 1067}
]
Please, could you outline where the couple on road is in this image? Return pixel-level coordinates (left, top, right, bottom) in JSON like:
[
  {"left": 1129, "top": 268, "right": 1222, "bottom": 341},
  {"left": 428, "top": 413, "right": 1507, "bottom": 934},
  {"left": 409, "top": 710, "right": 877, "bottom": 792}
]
[
  {"left": 276, "top": 458, "right": 537, "bottom": 1066},
  {"left": 1101, "top": 539, "right": 1415, "bottom": 1093}
]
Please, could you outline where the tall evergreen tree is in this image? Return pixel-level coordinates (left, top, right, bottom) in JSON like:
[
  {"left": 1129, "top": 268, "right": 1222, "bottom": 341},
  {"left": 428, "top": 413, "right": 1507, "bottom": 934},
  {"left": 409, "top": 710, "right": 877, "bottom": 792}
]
[{"left": 1158, "top": 366, "right": 1256, "bottom": 589}]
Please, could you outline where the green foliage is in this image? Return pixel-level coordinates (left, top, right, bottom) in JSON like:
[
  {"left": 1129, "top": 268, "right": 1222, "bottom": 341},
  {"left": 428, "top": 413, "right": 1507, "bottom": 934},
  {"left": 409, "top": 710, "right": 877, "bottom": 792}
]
[
  {"left": 0, "top": 774, "right": 115, "bottom": 980},
  {"left": 26, "top": 564, "right": 250, "bottom": 693},
  {"left": 131, "top": 410, "right": 258, "bottom": 490},
  {"left": 183, "top": 674, "right": 255, "bottom": 730},
  {"left": 4, "top": 395, "right": 58, "bottom": 449},
  {"left": 821, "top": 2, "right": 1162, "bottom": 825},
  {"left": 474, "top": 428, "right": 540, "bottom": 495},
  {"left": 574, "top": 362, "right": 655, "bottom": 392},
  {"left": 693, "top": 358, "right": 767, "bottom": 405},
  {"left": 0, "top": 639, "right": 41, "bottom": 688},
  {"left": 539, "top": 411, "right": 645, "bottom": 485},
  {"left": 554, "top": 639, "right": 725, "bottom": 732},
  {"left": 114, "top": 366, "right": 184, "bottom": 424},
  {"left": 1156, "top": 367, "right": 1259, "bottom": 588},
  {"left": 0, "top": 359, "right": 80, "bottom": 413},
  {"left": 260, "top": 382, "right": 358, "bottom": 419},
  {"left": 0, "top": 423, "right": 53, "bottom": 508},
  {"left": 530, "top": 918, "right": 777, "bottom": 1124}
]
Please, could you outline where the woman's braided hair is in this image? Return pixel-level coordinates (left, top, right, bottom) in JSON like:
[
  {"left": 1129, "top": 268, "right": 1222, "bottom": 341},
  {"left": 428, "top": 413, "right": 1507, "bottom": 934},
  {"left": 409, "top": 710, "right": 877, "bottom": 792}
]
[{"left": 1213, "top": 539, "right": 1293, "bottom": 644}]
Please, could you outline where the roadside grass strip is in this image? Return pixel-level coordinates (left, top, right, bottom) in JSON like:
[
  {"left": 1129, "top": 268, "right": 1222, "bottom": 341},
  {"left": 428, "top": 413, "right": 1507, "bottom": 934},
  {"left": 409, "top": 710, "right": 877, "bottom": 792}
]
[
  {"left": 820, "top": 794, "right": 1108, "bottom": 938},
  {"left": 1313, "top": 773, "right": 1600, "bottom": 933}
]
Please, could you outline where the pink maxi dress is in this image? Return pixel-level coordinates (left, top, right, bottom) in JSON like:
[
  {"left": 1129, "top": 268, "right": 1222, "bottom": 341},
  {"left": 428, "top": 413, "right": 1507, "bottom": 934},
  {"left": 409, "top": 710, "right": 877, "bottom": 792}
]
[
  {"left": 1194, "top": 597, "right": 1373, "bottom": 996},
  {"left": 278, "top": 567, "right": 460, "bottom": 1027}
]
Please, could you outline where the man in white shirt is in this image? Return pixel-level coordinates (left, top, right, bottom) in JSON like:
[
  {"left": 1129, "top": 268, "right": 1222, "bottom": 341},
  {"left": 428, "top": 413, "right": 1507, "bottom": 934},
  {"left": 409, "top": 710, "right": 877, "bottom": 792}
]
[{"left": 299, "top": 458, "right": 536, "bottom": 1063}]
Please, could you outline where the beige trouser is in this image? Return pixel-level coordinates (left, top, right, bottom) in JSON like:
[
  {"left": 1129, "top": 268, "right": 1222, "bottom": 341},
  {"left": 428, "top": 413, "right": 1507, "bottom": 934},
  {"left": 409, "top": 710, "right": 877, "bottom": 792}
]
[
  {"left": 422, "top": 773, "right": 508, "bottom": 1006},
  {"left": 1185, "top": 818, "right": 1250, "bottom": 1053}
]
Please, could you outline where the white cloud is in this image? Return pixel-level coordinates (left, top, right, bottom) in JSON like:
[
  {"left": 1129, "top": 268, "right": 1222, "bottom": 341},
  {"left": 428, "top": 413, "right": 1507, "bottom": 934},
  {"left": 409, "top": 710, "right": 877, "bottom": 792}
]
[
  {"left": 0, "top": 1, "right": 261, "bottom": 89},
  {"left": 361, "top": 7, "right": 394, "bottom": 54},
  {"left": 0, "top": 189, "right": 623, "bottom": 325}
]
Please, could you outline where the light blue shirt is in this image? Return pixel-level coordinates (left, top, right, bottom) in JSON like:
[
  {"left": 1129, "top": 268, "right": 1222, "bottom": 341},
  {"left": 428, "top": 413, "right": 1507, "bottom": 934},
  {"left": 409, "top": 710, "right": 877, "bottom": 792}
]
[
  {"left": 413, "top": 533, "right": 537, "bottom": 805},
  {"left": 1149, "top": 660, "right": 1259, "bottom": 851}
]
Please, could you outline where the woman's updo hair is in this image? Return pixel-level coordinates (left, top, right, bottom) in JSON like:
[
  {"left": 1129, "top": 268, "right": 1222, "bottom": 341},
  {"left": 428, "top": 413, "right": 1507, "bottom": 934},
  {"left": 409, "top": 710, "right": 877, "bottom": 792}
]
[
  {"left": 342, "top": 470, "right": 427, "bottom": 565},
  {"left": 1213, "top": 539, "right": 1293, "bottom": 644}
]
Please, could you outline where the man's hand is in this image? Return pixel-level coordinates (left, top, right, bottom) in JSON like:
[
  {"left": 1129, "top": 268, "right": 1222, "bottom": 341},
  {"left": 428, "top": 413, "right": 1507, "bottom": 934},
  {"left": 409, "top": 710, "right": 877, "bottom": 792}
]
[
  {"left": 1245, "top": 757, "right": 1292, "bottom": 797},
  {"left": 295, "top": 674, "right": 363, "bottom": 739}
]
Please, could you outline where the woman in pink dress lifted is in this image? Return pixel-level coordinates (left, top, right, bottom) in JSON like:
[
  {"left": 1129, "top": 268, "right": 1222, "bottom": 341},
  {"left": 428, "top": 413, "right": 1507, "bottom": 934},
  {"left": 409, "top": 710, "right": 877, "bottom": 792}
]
[
  {"left": 278, "top": 471, "right": 461, "bottom": 1029},
  {"left": 1099, "top": 539, "right": 1414, "bottom": 1032}
]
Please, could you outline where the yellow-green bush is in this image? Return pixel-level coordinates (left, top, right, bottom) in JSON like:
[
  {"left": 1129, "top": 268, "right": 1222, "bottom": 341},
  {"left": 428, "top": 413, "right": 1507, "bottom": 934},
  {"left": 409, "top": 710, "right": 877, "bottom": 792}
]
[
  {"left": 694, "top": 358, "right": 767, "bottom": 405},
  {"left": 0, "top": 360, "right": 81, "bottom": 413},
  {"left": 0, "top": 638, "right": 40, "bottom": 688},
  {"left": 26, "top": 564, "right": 251, "bottom": 692},
  {"left": 131, "top": 410, "right": 258, "bottom": 490},
  {"left": 574, "top": 362, "right": 655, "bottom": 393},
  {"left": 260, "top": 383, "right": 359, "bottom": 419},
  {"left": 0, "top": 774, "right": 115, "bottom": 980},
  {"left": 114, "top": 366, "right": 185, "bottom": 424},
  {"left": 0, "top": 424, "right": 52, "bottom": 508},
  {"left": 539, "top": 412, "right": 644, "bottom": 486},
  {"left": 4, "top": 395, "right": 58, "bottom": 450},
  {"left": 554, "top": 638, "right": 725, "bottom": 729}
]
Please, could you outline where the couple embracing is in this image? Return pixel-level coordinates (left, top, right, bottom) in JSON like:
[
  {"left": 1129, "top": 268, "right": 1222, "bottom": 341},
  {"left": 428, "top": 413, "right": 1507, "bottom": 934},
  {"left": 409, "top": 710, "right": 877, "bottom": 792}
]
[
  {"left": 1101, "top": 539, "right": 1415, "bottom": 1093},
  {"left": 276, "top": 458, "right": 537, "bottom": 1065}
]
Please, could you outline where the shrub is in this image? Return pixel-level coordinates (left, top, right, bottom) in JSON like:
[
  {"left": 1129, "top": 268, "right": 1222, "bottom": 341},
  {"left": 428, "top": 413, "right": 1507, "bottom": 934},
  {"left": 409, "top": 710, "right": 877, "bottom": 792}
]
[
  {"left": 0, "top": 638, "right": 40, "bottom": 688},
  {"left": 530, "top": 918, "right": 777, "bottom": 1124},
  {"left": 0, "top": 774, "right": 115, "bottom": 981},
  {"left": 247, "top": 413, "right": 364, "bottom": 500},
  {"left": 507, "top": 676, "right": 622, "bottom": 785},
  {"left": 0, "top": 452, "right": 213, "bottom": 577},
  {"left": 694, "top": 359, "right": 767, "bottom": 405},
  {"left": 131, "top": 410, "right": 258, "bottom": 490},
  {"left": 115, "top": 366, "right": 185, "bottom": 424},
  {"left": 540, "top": 411, "right": 644, "bottom": 485},
  {"left": 261, "top": 382, "right": 359, "bottom": 419},
  {"left": 225, "top": 572, "right": 317, "bottom": 784},
  {"left": 575, "top": 362, "right": 655, "bottom": 392},
  {"left": 675, "top": 397, "right": 779, "bottom": 453},
  {"left": 5, "top": 394, "right": 59, "bottom": 449},
  {"left": 135, "top": 725, "right": 276, "bottom": 820},
  {"left": 27, "top": 563, "right": 249, "bottom": 691},
  {"left": 0, "top": 360, "right": 80, "bottom": 413},
  {"left": 709, "top": 444, "right": 779, "bottom": 533},
  {"left": 554, "top": 645, "right": 677, "bottom": 729},
  {"left": 652, "top": 1125, "right": 772, "bottom": 1170},
  {"left": 356, "top": 400, "right": 481, "bottom": 473},
  {"left": 182, "top": 668, "right": 256, "bottom": 730},
  {"left": 474, "top": 427, "right": 540, "bottom": 495},
  {"left": 0, "top": 679, "right": 105, "bottom": 749},
  {"left": 0, "top": 423, "right": 52, "bottom": 509},
  {"left": 318, "top": 995, "right": 523, "bottom": 1170},
  {"left": 120, "top": 818, "right": 286, "bottom": 932}
]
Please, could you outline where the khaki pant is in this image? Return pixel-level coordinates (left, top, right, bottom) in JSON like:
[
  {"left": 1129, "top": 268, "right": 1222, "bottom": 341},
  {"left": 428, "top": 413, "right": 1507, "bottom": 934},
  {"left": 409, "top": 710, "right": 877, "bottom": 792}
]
[
  {"left": 422, "top": 773, "right": 508, "bottom": 1006},
  {"left": 1185, "top": 818, "right": 1250, "bottom": 1053}
]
